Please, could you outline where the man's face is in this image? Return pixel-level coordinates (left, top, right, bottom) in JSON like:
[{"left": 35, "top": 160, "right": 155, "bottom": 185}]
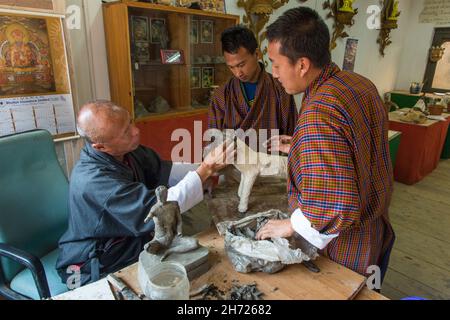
[
  {"left": 99, "top": 111, "right": 140, "bottom": 157},
  {"left": 268, "top": 41, "right": 306, "bottom": 95},
  {"left": 224, "top": 46, "right": 260, "bottom": 83}
]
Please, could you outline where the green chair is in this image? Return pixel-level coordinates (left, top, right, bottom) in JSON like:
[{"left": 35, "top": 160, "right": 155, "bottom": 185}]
[{"left": 0, "top": 130, "right": 69, "bottom": 300}]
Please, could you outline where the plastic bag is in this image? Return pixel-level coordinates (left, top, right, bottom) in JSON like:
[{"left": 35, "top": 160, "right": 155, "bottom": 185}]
[{"left": 218, "top": 210, "right": 318, "bottom": 274}]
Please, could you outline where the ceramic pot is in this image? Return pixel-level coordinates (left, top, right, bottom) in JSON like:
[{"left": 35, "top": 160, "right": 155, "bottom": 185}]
[{"left": 428, "top": 104, "right": 445, "bottom": 116}]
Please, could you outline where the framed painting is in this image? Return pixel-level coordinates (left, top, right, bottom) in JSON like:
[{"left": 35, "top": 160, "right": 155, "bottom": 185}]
[
  {"left": 0, "top": 13, "right": 70, "bottom": 96},
  {"left": 342, "top": 38, "right": 358, "bottom": 72},
  {"left": 160, "top": 49, "right": 184, "bottom": 64},
  {"left": 131, "top": 16, "right": 149, "bottom": 42},
  {"left": 190, "top": 67, "right": 201, "bottom": 89},
  {"left": 202, "top": 67, "right": 214, "bottom": 88},
  {"left": 135, "top": 41, "right": 150, "bottom": 64},
  {"left": 150, "top": 18, "right": 166, "bottom": 44},
  {"left": 0, "top": 12, "right": 75, "bottom": 138},
  {"left": 190, "top": 20, "right": 198, "bottom": 44},
  {"left": 200, "top": 20, "right": 213, "bottom": 44}
]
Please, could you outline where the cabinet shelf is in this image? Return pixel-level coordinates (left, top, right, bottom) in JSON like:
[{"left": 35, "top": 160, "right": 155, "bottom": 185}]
[
  {"left": 134, "top": 87, "right": 156, "bottom": 92},
  {"left": 135, "top": 107, "right": 208, "bottom": 122}
]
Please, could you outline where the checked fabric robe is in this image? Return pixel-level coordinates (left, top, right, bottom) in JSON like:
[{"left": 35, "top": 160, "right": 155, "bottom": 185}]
[
  {"left": 288, "top": 63, "right": 395, "bottom": 276},
  {"left": 208, "top": 64, "right": 297, "bottom": 137}
]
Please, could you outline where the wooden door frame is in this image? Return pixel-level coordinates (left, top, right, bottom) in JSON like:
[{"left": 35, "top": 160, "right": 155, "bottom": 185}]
[{"left": 423, "top": 27, "right": 450, "bottom": 93}]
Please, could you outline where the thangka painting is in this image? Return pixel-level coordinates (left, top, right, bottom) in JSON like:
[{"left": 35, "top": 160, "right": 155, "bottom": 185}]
[
  {"left": 200, "top": 20, "right": 213, "bottom": 44},
  {"left": 131, "top": 16, "right": 149, "bottom": 42},
  {"left": 0, "top": 14, "right": 57, "bottom": 96}
]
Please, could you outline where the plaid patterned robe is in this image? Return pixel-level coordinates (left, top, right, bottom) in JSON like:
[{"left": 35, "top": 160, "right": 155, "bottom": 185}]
[
  {"left": 208, "top": 64, "right": 297, "bottom": 136},
  {"left": 288, "top": 63, "right": 395, "bottom": 276}
]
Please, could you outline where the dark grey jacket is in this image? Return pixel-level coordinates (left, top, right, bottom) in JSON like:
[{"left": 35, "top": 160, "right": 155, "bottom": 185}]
[{"left": 56, "top": 143, "right": 172, "bottom": 284}]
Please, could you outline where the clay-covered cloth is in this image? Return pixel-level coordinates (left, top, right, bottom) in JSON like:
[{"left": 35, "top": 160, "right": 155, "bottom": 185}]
[
  {"left": 208, "top": 64, "right": 297, "bottom": 136},
  {"left": 287, "top": 63, "right": 395, "bottom": 276}
]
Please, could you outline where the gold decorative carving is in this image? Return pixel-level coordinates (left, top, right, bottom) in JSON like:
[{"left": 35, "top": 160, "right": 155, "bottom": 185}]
[
  {"left": 377, "top": 0, "right": 401, "bottom": 57},
  {"left": 429, "top": 45, "right": 445, "bottom": 63},
  {"left": 323, "top": 0, "right": 358, "bottom": 51}
]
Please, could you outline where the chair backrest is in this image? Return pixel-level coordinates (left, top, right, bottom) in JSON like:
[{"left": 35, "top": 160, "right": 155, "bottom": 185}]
[{"left": 0, "top": 130, "right": 69, "bottom": 282}]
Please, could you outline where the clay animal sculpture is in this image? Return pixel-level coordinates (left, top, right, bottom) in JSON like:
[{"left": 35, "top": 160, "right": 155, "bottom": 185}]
[
  {"left": 144, "top": 186, "right": 199, "bottom": 260},
  {"left": 205, "top": 131, "right": 288, "bottom": 213}
]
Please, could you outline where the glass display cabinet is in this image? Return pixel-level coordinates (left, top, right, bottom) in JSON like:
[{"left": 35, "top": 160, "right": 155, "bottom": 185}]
[{"left": 103, "top": 1, "right": 239, "bottom": 121}]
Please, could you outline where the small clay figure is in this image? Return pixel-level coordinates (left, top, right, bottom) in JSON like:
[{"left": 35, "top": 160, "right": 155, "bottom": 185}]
[{"left": 144, "top": 186, "right": 182, "bottom": 254}]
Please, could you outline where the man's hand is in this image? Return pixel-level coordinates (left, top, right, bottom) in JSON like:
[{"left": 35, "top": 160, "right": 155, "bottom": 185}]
[
  {"left": 197, "top": 140, "right": 235, "bottom": 183},
  {"left": 263, "top": 135, "right": 292, "bottom": 154},
  {"left": 255, "top": 219, "right": 294, "bottom": 240}
]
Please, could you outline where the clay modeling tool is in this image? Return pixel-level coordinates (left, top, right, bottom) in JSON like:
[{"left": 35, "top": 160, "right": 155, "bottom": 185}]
[{"left": 107, "top": 274, "right": 141, "bottom": 300}]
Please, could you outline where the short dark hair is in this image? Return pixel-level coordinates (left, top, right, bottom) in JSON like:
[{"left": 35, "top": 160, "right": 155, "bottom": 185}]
[
  {"left": 221, "top": 25, "right": 258, "bottom": 55},
  {"left": 266, "top": 7, "right": 331, "bottom": 68}
]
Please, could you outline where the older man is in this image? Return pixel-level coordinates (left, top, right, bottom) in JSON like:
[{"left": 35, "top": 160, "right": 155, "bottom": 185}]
[{"left": 56, "top": 100, "right": 232, "bottom": 286}]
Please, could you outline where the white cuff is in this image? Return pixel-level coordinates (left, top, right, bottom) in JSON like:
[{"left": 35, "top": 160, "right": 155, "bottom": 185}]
[
  {"left": 167, "top": 171, "right": 203, "bottom": 214},
  {"left": 290, "top": 208, "right": 339, "bottom": 250},
  {"left": 168, "top": 163, "right": 200, "bottom": 187}
]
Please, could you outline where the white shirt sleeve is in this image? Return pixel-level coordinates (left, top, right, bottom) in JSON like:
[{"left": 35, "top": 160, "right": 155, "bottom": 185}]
[
  {"left": 168, "top": 163, "right": 200, "bottom": 187},
  {"left": 290, "top": 208, "right": 339, "bottom": 250},
  {"left": 167, "top": 164, "right": 203, "bottom": 214}
]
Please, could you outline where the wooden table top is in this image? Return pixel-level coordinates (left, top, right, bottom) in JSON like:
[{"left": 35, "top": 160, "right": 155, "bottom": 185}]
[{"left": 115, "top": 228, "right": 388, "bottom": 300}]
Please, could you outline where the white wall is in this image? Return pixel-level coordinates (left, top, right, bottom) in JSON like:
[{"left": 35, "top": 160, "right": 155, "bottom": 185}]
[
  {"left": 224, "top": 0, "right": 413, "bottom": 95},
  {"left": 74, "top": 0, "right": 444, "bottom": 102},
  {"left": 82, "top": 0, "right": 111, "bottom": 100},
  {"left": 66, "top": 0, "right": 111, "bottom": 108},
  {"left": 66, "top": 0, "right": 94, "bottom": 108},
  {"left": 395, "top": 0, "right": 450, "bottom": 91}
]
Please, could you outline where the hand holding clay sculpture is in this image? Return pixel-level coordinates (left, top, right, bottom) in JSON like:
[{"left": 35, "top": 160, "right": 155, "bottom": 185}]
[
  {"left": 144, "top": 186, "right": 199, "bottom": 260},
  {"left": 205, "top": 131, "right": 288, "bottom": 213},
  {"left": 233, "top": 134, "right": 288, "bottom": 213}
]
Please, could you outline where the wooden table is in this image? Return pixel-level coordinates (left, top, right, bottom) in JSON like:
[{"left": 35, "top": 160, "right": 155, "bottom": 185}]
[
  {"left": 54, "top": 173, "right": 389, "bottom": 300},
  {"left": 354, "top": 287, "right": 389, "bottom": 300},
  {"left": 115, "top": 228, "right": 388, "bottom": 300},
  {"left": 388, "top": 111, "right": 450, "bottom": 184}
]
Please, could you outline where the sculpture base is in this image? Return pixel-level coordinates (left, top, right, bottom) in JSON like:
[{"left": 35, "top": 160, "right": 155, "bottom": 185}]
[{"left": 138, "top": 245, "right": 210, "bottom": 285}]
